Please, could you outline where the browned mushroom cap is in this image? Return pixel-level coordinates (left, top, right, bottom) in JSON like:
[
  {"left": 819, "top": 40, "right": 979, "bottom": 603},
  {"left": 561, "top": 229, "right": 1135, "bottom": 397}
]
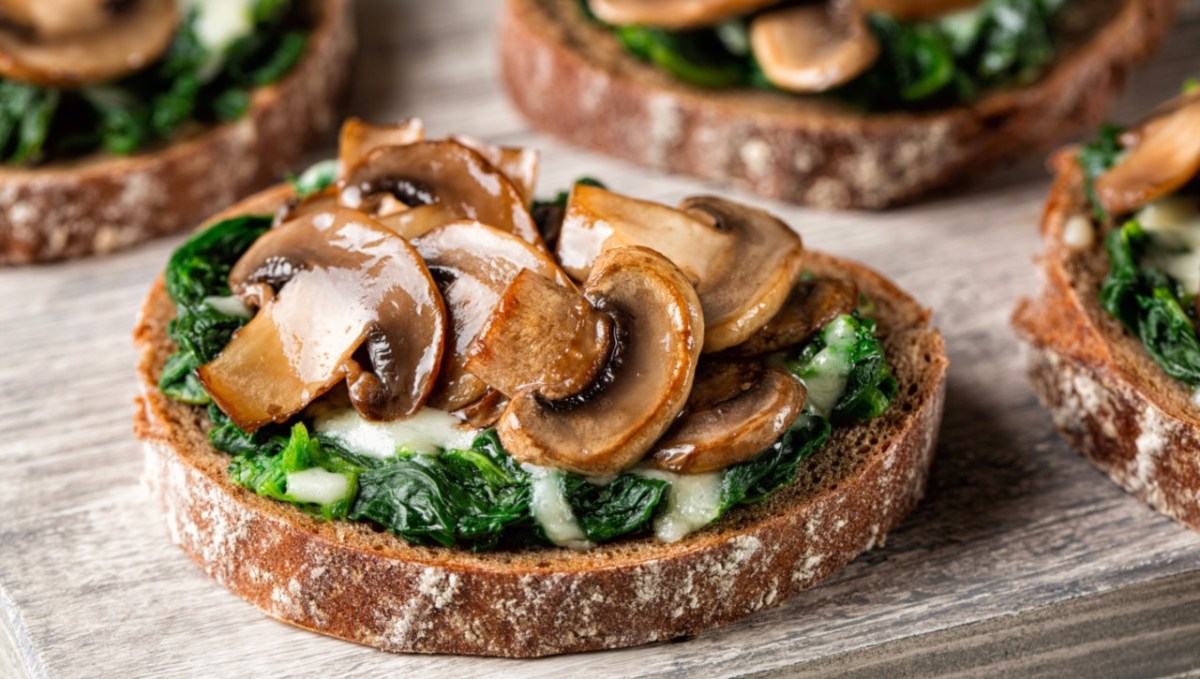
[
  {"left": 412, "top": 220, "right": 575, "bottom": 410},
  {"left": 1095, "top": 94, "right": 1200, "bottom": 216},
  {"left": 494, "top": 247, "right": 705, "bottom": 476},
  {"left": 647, "top": 362, "right": 806, "bottom": 474},
  {"left": 0, "top": 0, "right": 178, "bottom": 87},
  {"left": 451, "top": 135, "right": 540, "bottom": 207},
  {"left": 197, "top": 208, "right": 447, "bottom": 432},
  {"left": 749, "top": 3, "right": 879, "bottom": 93},
  {"left": 588, "top": 0, "right": 780, "bottom": 29},
  {"left": 465, "top": 268, "right": 615, "bottom": 403},
  {"left": 855, "top": 0, "right": 981, "bottom": 20},
  {"left": 557, "top": 185, "right": 804, "bottom": 353},
  {"left": 727, "top": 277, "right": 858, "bottom": 356},
  {"left": 273, "top": 186, "right": 341, "bottom": 227},
  {"left": 338, "top": 140, "right": 546, "bottom": 249},
  {"left": 338, "top": 117, "right": 425, "bottom": 174}
]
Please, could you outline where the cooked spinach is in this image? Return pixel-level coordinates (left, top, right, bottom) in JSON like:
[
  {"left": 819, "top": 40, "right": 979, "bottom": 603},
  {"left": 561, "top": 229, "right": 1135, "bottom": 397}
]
[
  {"left": 1077, "top": 124, "right": 1125, "bottom": 221},
  {"left": 1100, "top": 220, "right": 1200, "bottom": 385},
  {"left": 1, "top": 0, "right": 308, "bottom": 165},
  {"left": 229, "top": 422, "right": 362, "bottom": 520},
  {"left": 287, "top": 158, "right": 338, "bottom": 197},
  {"left": 786, "top": 314, "right": 898, "bottom": 422},
  {"left": 720, "top": 414, "right": 831, "bottom": 510}
]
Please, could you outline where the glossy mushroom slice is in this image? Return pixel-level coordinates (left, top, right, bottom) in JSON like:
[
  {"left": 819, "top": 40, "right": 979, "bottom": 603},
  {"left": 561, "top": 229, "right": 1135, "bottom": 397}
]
[
  {"left": 0, "top": 0, "right": 178, "bottom": 87},
  {"left": 338, "top": 140, "right": 545, "bottom": 248},
  {"left": 338, "top": 117, "right": 425, "bottom": 174},
  {"left": 557, "top": 185, "right": 804, "bottom": 352},
  {"left": 587, "top": 0, "right": 780, "bottom": 29},
  {"left": 855, "top": 0, "right": 981, "bottom": 20},
  {"left": 749, "top": 2, "right": 879, "bottom": 93},
  {"left": 1094, "top": 94, "right": 1200, "bottom": 216},
  {"left": 273, "top": 186, "right": 341, "bottom": 227},
  {"left": 648, "top": 362, "right": 806, "bottom": 474},
  {"left": 197, "top": 208, "right": 447, "bottom": 432},
  {"left": 486, "top": 247, "right": 705, "bottom": 476},
  {"left": 727, "top": 277, "right": 858, "bottom": 356},
  {"left": 451, "top": 135, "right": 540, "bottom": 207},
  {"left": 412, "top": 220, "right": 575, "bottom": 410}
]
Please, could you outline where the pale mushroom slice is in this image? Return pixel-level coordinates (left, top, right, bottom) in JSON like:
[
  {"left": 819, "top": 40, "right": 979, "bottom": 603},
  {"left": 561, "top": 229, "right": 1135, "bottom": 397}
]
[
  {"left": 727, "top": 278, "right": 858, "bottom": 356},
  {"left": 197, "top": 208, "right": 447, "bottom": 432},
  {"left": 337, "top": 117, "right": 425, "bottom": 175},
  {"left": 855, "top": 0, "right": 982, "bottom": 20},
  {"left": 1095, "top": 94, "right": 1200, "bottom": 216},
  {"left": 0, "top": 0, "right": 178, "bottom": 87},
  {"left": 488, "top": 247, "right": 705, "bottom": 477},
  {"left": 557, "top": 184, "right": 804, "bottom": 352},
  {"left": 648, "top": 362, "right": 806, "bottom": 474},
  {"left": 588, "top": 0, "right": 780, "bottom": 29},
  {"left": 465, "top": 269, "right": 616, "bottom": 404},
  {"left": 338, "top": 140, "right": 546, "bottom": 248},
  {"left": 749, "top": 2, "right": 879, "bottom": 93},
  {"left": 451, "top": 135, "right": 540, "bottom": 207},
  {"left": 412, "top": 220, "right": 575, "bottom": 411}
]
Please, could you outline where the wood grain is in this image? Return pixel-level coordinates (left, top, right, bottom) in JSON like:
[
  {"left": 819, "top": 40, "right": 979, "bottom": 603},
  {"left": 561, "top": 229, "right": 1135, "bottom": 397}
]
[{"left": 2, "top": 0, "right": 1200, "bottom": 676}]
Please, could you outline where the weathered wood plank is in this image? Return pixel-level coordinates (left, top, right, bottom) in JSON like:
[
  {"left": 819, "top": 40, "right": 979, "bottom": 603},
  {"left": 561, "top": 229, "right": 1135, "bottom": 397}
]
[{"left": 2, "top": 0, "right": 1200, "bottom": 676}]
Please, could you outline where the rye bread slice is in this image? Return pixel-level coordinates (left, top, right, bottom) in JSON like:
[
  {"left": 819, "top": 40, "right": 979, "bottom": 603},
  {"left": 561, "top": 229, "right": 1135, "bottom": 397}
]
[
  {"left": 1013, "top": 155, "right": 1200, "bottom": 532},
  {"left": 133, "top": 185, "right": 948, "bottom": 657},
  {"left": 0, "top": 0, "right": 355, "bottom": 265},
  {"left": 498, "top": 0, "right": 1177, "bottom": 210}
]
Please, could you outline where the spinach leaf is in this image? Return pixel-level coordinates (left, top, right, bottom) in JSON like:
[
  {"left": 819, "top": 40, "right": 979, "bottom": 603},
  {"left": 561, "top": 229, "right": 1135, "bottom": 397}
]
[
  {"left": 0, "top": 82, "right": 59, "bottom": 164},
  {"left": 616, "top": 26, "right": 747, "bottom": 88},
  {"left": 566, "top": 474, "right": 669, "bottom": 542},
  {"left": 720, "top": 414, "right": 831, "bottom": 510},
  {"left": 1077, "top": 124, "right": 1124, "bottom": 221},
  {"left": 785, "top": 314, "right": 897, "bottom": 422},
  {"left": 228, "top": 422, "right": 362, "bottom": 520},
  {"left": 288, "top": 158, "right": 339, "bottom": 197}
]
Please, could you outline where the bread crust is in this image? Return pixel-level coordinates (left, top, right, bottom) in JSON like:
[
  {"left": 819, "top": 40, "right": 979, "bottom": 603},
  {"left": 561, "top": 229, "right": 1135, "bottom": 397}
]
[
  {"left": 134, "top": 185, "right": 948, "bottom": 657},
  {"left": 0, "top": 0, "right": 356, "bottom": 265},
  {"left": 1013, "top": 158, "right": 1200, "bottom": 532},
  {"left": 499, "top": 0, "right": 1177, "bottom": 209}
]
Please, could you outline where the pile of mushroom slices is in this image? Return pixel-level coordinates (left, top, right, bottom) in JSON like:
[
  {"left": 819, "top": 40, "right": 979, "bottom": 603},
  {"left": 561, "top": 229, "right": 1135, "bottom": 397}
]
[
  {"left": 198, "top": 119, "right": 863, "bottom": 479},
  {"left": 589, "top": 0, "right": 984, "bottom": 93},
  {"left": 0, "top": 0, "right": 180, "bottom": 88}
]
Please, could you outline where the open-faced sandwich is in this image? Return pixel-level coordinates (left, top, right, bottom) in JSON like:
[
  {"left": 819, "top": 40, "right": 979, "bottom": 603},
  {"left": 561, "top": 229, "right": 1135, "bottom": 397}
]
[
  {"left": 0, "top": 0, "right": 354, "bottom": 264},
  {"left": 1015, "top": 83, "right": 1200, "bottom": 532},
  {"left": 500, "top": 0, "right": 1177, "bottom": 209},
  {"left": 134, "top": 118, "right": 948, "bottom": 656}
]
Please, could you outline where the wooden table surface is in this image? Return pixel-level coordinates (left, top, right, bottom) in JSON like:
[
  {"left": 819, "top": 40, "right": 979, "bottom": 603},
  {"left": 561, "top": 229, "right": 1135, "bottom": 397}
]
[{"left": 3, "top": 1, "right": 1200, "bottom": 677}]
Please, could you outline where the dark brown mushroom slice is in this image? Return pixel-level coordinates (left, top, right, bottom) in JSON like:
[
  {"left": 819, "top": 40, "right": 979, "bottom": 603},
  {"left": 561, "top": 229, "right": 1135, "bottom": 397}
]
[
  {"left": 452, "top": 388, "right": 509, "bottom": 429},
  {"left": 855, "top": 0, "right": 981, "bottom": 20},
  {"left": 450, "top": 135, "right": 540, "bottom": 207},
  {"left": 588, "top": 0, "right": 780, "bottom": 29},
  {"left": 198, "top": 208, "right": 447, "bottom": 432},
  {"left": 494, "top": 247, "right": 705, "bottom": 476},
  {"left": 337, "top": 117, "right": 425, "bottom": 174},
  {"left": 412, "top": 220, "right": 575, "bottom": 410},
  {"left": 749, "top": 2, "right": 879, "bottom": 94},
  {"left": 647, "top": 362, "right": 806, "bottom": 474},
  {"left": 1095, "top": 94, "right": 1200, "bottom": 216},
  {"left": 466, "top": 268, "right": 615, "bottom": 403},
  {"left": 727, "top": 278, "right": 858, "bottom": 356},
  {"left": 337, "top": 140, "right": 546, "bottom": 250},
  {"left": 0, "top": 0, "right": 178, "bottom": 87}
]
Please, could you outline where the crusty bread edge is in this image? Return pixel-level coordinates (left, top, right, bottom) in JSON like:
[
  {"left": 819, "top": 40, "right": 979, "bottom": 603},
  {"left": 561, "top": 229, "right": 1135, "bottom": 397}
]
[
  {"left": 1013, "top": 160, "right": 1200, "bottom": 532},
  {"left": 0, "top": 0, "right": 356, "bottom": 265},
  {"left": 133, "top": 185, "right": 949, "bottom": 657},
  {"left": 498, "top": 0, "right": 1177, "bottom": 209}
]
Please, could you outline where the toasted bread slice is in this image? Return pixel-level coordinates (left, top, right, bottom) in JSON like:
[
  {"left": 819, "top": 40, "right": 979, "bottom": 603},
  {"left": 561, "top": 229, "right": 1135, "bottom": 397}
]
[
  {"left": 133, "top": 184, "right": 948, "bottom": 657},
  {"left": 1014, "top": 155, "right": 1200, "bottom": 532},
  {"left": 499, "top": 0, "right": 1177, "bottom": 209},
  {"left": 0, "top": 0, "right": 355, "bottom": 265}
]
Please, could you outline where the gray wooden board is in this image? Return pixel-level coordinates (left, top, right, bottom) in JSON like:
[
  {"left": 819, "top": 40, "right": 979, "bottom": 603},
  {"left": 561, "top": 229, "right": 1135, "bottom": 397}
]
[{"left": 3, "top": 1, "right": 1200, "bottom": 676}]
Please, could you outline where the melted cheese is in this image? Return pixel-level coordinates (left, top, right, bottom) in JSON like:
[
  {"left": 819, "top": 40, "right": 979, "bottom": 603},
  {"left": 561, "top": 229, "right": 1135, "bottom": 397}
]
[
  {"left": 635, "top": 468, "right": 723, "bottom": 543},
  {"left": 311, "top": 406, "right": 478, "bottom": 458},
  {"left": 188, "top": 0, "right": 257, "bottom": 80},
  {"left": 285, "top": 467, "right": 351, "bottom": 505},
  {"left": 203, "top": 295, "right": 253, "bottom": 318},
  {"left": 798, "top": 316, "right": 858, "bottom": 416},
  {"left": 524, "top": 465, "right": 591, "bottom": 549},
  {"left": 1139, "top": 195, "right": 1200, "bottom": 294}
]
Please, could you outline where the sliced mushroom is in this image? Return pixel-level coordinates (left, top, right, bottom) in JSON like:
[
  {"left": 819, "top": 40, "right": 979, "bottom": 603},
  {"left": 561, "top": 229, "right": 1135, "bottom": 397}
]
[
  {"left": 1095, "top": 94, "right": 1200, "bottom": 216},
  {"left": 588, "top": 0, "right": 780, "bottom": 29},
  {"left": 727, "top": 277, "right": 858, "bottom": 356},
  {"left": 491, "top": 247, "right": 705, "bottom": 476},
  {"left": 338, "top": 140, "right": 545, "bottom": 249},
  {"left": 466, "top": 268, "right": 615, "bottom": 403},
  {"left": 0, "top": 0, "right": 178, "bottom": 87},
  {"left": 273, "top": 186, "right": 341, "bottom": 227},
  {"left": 557, "top": 184, "right": 804, "bottom": 352},
  {"left": 451, "top": 135, "right": 540, "bottom": 207},
  {"left": 197, "top": 208, "right": 447, "bottom": 432},
  {"left": 338, "top": 117, "right": 425, "bottom": 175},
  {"left": 647, "top": 362, "right": 806, "bottom": 474},
  {"left": 412, "top": 220, "right": 575, "bottom": 410},
  {"left": 749, "top": 3, "right": 879, "bottom": 93},
  {"left": 855, "top": 0, "right": 981, "bottom": 20},
  {"left": 452, "top": 388, "right": 509, "bottom": 429}
]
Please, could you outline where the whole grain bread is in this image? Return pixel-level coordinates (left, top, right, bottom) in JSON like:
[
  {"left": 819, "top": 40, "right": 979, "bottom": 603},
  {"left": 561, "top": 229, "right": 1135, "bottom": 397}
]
[
  {"left": 499, "top": 0, "right": 1177, "bottom": 210},
  {"left": 134, "top": 184, "right": 948, "bottom": 657},
  {"left": 1013, "top": 156, "right": 1200, "bottom": 532},
  {"left": 0, "top": 0, "right": 355, "bottom": 265}
]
